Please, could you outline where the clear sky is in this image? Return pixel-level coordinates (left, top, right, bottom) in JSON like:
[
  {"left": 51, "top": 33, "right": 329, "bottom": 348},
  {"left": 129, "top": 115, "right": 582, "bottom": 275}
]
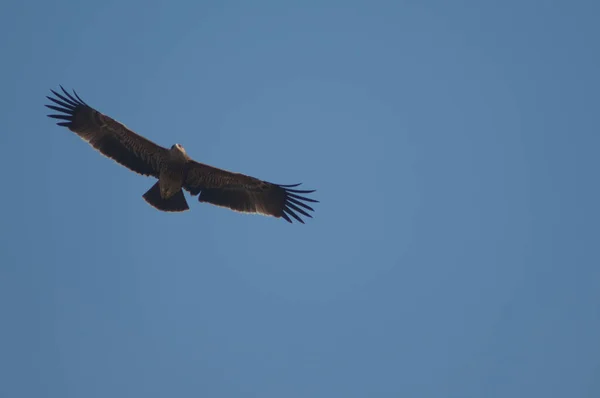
[{"left": 1, "top": 0, "right": 598, "bottom": 397}]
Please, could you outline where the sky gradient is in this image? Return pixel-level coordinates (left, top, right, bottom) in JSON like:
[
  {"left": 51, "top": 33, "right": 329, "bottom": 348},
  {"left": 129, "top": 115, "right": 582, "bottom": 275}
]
[{"left": 1, "top": 1, "right": 599, "bottom": 397}]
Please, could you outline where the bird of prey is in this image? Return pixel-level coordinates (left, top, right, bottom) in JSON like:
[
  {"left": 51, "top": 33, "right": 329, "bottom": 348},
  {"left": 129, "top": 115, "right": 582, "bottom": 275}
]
[{"left": 45, "top": 86, "right": 317, "bottom": 223}]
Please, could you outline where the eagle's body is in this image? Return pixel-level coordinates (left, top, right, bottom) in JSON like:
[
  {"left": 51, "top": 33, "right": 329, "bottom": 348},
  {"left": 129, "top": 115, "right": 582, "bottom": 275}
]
[
  {"left": 145, "top": 144, "right": 191, "bottom": 212},
  {"left": 160, "top": 145, "right": 189, "bottom": 197},
  {"left": 45, "top": 86, "right": 317, "bottom": 223}
]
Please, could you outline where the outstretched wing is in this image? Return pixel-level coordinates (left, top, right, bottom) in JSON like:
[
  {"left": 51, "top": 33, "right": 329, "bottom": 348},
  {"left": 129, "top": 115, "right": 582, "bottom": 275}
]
[
  {"left": 45, "top": 86, "right": 167, "bottom": 177},
  {"left": 183, "top": 161, "right": 318, "bottom": 223}
]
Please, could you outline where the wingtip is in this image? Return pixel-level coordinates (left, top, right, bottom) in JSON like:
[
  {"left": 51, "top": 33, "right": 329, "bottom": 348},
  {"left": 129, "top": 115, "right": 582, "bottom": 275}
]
[
  {"left": 72, "top": 89, "right": 87, "bottom": 105},
  {"left": 48, "top": 85, "right": 88, "bottom": 110},
  {"left": 278, "top": 183, "right": 303, "bottom": 188}
]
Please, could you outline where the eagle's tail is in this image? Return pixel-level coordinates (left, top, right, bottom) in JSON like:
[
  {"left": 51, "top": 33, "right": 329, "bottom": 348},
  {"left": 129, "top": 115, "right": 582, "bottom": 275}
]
[{"left": 142, "top": 182, "right": 189, "bottom": 212}]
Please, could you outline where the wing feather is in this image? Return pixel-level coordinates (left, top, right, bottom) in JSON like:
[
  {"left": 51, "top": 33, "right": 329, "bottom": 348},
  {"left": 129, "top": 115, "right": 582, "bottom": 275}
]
[
  {"left": 45, "top": 86, "right": 167, "bottom": 177},
  {"left": 183, "top": 161, "right": 318, "bottom": 223}
]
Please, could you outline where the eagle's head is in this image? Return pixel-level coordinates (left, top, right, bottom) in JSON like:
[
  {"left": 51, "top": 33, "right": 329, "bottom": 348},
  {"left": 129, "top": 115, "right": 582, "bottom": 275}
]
[
  {"left": 169, "top": 143, "right": 189, "bottom": 161},
  {"left": 170, "top": 143, "right": 187, "bottom": 154}
]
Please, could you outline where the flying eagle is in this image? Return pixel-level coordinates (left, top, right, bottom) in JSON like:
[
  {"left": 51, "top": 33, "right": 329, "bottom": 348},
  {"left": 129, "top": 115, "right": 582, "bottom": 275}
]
[{"left": 45, "top": 86, "right": 317, "bottom": 223}]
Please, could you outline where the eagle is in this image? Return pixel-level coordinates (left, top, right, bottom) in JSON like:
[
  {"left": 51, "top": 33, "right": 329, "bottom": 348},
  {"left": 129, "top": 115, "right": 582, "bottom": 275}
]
[{"left": 45, "top": 86, "right": 317, "bottom": 223}]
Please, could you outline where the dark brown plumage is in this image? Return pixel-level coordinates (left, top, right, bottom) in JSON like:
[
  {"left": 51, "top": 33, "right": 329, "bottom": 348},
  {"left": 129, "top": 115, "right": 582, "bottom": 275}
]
[{"left": 45, "top": 86, "right": 318, "bottom": 223}]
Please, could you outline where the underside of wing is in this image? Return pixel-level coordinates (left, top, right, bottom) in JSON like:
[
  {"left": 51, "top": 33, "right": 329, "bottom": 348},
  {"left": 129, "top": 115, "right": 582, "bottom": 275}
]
[
  {"left": 183, "top": 162, "right": 318, "bottom": 223},
  {"left": 45, "top": 86, "right": 167, "bottom": 177}
]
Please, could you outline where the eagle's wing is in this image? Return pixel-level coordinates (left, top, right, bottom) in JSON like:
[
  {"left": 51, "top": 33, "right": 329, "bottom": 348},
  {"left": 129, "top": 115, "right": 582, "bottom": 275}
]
[
  {"left": 45, "top": 86, "right": 167, "bottom": 177},
  {"left": 183, "top": 161, "right": 318, "bottom": 223}
]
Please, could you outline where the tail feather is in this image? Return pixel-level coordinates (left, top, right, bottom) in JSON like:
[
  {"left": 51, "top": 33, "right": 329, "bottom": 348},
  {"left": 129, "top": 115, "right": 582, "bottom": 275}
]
[{"left": 142, "top": 182, "right": 189, "bottom": 212}]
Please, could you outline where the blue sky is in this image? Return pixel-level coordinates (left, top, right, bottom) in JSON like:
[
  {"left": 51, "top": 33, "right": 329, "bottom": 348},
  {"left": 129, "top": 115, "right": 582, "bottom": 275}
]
[{"left": 1, "top": 0, "right": 599, "bottom": 397}]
